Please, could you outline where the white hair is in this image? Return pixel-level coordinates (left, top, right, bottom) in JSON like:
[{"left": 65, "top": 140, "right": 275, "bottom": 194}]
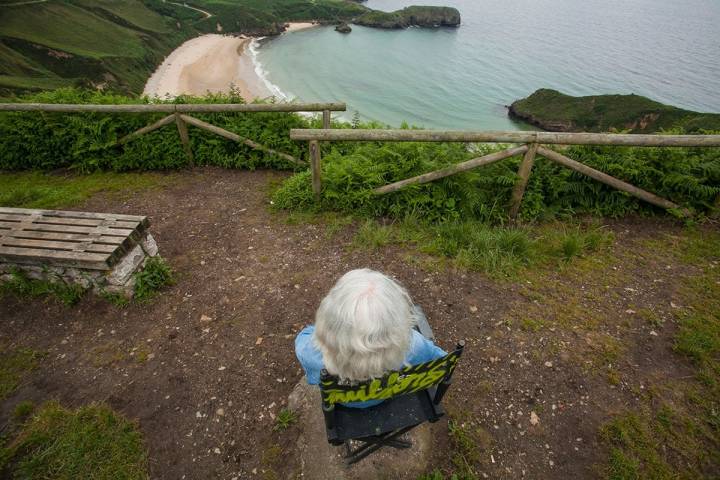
[{"left": 313, "top": 268, "right": 417, "bottom": 382}]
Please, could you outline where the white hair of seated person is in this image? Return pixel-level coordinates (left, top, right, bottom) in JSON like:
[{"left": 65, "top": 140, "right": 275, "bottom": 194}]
[{"left": 313, "top": 268, "right": 418, "bottom": 382}]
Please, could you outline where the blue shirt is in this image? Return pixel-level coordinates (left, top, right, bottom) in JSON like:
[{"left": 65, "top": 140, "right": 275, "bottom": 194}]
[{"left": 294, "top": 325, "right": 447, "bottom": 408}]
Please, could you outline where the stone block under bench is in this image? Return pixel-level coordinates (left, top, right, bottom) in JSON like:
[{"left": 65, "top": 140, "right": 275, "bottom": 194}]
[{"left": 0, "top": 207, "right": 159, "bottom": 298}]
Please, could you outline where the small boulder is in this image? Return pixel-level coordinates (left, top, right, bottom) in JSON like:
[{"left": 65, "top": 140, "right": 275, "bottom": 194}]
[{"left": 335, "top": 22, "right": 352, "bottom": 33}]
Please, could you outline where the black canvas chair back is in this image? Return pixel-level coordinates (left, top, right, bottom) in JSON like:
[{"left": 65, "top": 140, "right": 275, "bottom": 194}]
[{"left": 319, "top": 341, "right": 465, "bottom": 464}]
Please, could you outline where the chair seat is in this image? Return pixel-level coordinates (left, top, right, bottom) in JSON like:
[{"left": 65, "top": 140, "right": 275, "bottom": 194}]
[{"left": 327, "top": 388, "right": 444, "bottom": 443}]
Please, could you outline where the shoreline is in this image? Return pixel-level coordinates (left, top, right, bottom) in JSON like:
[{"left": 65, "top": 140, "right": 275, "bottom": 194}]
[{"left": 142, "top": 22, "right": 319, "bottom": 101}]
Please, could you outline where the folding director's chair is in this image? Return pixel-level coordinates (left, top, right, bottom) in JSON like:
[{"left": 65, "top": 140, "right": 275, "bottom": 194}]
[{"left": 319, "top": 338, "right": 465, "bottom": 464}]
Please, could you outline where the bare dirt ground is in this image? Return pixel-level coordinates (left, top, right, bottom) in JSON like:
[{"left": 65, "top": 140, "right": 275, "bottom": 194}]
[{"left": 0, "top": 167, "right": 715, "bottom": 479}]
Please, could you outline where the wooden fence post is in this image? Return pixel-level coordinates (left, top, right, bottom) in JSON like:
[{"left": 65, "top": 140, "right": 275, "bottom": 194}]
[
  {"left": 174, "top": 113, "right": 194, "bottom": 166},
  {"left": 322, "top": 109, "right": 331, "bottom": 129},
  {"left": 309, "top": 140, "right": 321, "bottom": 202},
  {"left": 509, "top": 143, "right": 538, "bottom": 219}
]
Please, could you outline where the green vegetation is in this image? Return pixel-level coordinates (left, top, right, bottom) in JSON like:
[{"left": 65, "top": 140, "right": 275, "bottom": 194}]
[
  {"left": 273, "top": 408, "right": 298, "bottom": 431},
  {"left": 0, "top": 171, "right": 173, "bottom": 210},
  {"left": 419, "top": 414, "right": 492, "bottom": 480},
  {"left": 191, "top": 0, "right": 367, "bottom": 34},
  {"left": 0, "top": 0, "right": 196, "bottom": 96},
  {"left": 2, "top": 88, "right": 718, "bottom": 226},
  {"left": 1, "top": 87, "right": 718, "bottom": 230},
  {"left": 0, "top": 89, "right": 309, "bottom": 172},
  {"left": 0, "top": 402, "right": 148, "bottom": 479},
  {"left": 355, "top": 6, "right": 461, "bottom": 29},
  {"left": 349, "top": 218, "right": 613, "bottom": 277},
  {"left": 132, "top": 256, "right": 175, "bottom": 303},
  {"left": 273, "top": 136, "right": 720, "bottom": 221},
  {"left": 0, "top": 269, "right": 86, "bottom": 306},
  {"left": 13, "top": 401, "right": 34, "bottom": 420},
  {"left": 599, "top": 230, "right": 720, "bottom": 479},
  {"left": 0, "top": 253, "right": 174, "bottom": 307},
  {"left": 0, "top": 348, "right": 41, "bottom": 401},
  {"left": 509, "top": 88, "right": 720, "bottom": 133}
]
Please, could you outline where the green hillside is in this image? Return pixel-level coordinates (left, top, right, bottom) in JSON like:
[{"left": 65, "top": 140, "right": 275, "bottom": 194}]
[
  {"left": 0, "top": 0, "right": 198, "bottom": 96},
  {"left": 191, "top": 0, "right": 367, "bottom": 34},
  {"left": 509, "top": 88, "right": 720, "bottom": 133}
]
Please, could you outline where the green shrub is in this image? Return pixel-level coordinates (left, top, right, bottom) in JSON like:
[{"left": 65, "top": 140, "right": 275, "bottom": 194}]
[
  {"left": 0, "top": 269, "right": 86, "bottom": 306},
  {"left": 0, "top": 88, "right": 310, "bottom": 172},
  {"left": 133, "top": 256, "right": 174, "bottom": 302},
  {"left": 273, "top": 408, "right": 298, "bottom": 431},
  {"left": 274, "top": 134, "right": 720, "bottom": 222}
]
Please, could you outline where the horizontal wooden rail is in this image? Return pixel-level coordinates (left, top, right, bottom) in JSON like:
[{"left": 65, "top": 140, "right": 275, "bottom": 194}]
[
  {"left": 290, "top": 129, "right": 720, "bottom": 147},
  {"left": 0, "top": 102, "right": 346, "bottom": 113}
]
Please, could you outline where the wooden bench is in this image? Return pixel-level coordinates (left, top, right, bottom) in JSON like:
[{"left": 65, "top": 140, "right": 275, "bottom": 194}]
[{"left": 0, "top": 207, "right": 149, "bottom": 270}]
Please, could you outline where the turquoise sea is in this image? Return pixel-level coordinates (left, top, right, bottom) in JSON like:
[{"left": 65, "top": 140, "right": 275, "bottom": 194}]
[{"left": 253, "top": 0, "right": 720, "bottom": 130}]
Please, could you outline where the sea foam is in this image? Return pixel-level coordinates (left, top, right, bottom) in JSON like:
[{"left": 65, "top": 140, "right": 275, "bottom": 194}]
[{"left": 248, "top": 38, "right": 292, "bottom": 102}]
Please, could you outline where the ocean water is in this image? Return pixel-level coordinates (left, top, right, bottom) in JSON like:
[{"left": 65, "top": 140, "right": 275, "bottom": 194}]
[{"left": 253, "top": 0, "right": 720, "bottom": 130}]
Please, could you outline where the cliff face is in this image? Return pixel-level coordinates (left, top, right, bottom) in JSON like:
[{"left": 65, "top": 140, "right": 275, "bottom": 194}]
[
  {"left": 508, "top": 89, "right": 720, "bottom": 133},
  {"left": 354, "top": 6, "right": 461, "bottom": 29}
]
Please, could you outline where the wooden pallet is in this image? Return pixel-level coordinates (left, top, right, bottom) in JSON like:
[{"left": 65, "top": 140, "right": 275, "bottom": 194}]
[{"left": 0, "top": 207, "right": 149, "bottom": 270}]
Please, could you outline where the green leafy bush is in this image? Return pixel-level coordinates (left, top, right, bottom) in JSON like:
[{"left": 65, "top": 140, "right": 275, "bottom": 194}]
[
  {"left": 273, "top": 135, "right": 720, "bottom": 221},
  {"left": 133, "top": 256, "right": 174, "bottom": 302},
  {"left": 0, "top": 88, "right": 310, "bottom": 172}
]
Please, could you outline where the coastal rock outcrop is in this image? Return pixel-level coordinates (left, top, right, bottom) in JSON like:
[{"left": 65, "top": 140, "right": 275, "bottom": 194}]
[
  {"left": 508, "top": 88, "right": 720, "bottom": 133},
  {"left": 354, "top": 6, "right": 461, "bottom": 29},
  {"left": 335, "top": 22, "right": 352, "bottom": 33}
]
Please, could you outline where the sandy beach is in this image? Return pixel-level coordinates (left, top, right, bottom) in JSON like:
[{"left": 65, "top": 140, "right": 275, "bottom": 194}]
[
  {"left": 283, "top": 22, "right": 318, "bottom": 33},
  {"left": 142, "top": 23, "right": 319, "bottom": 101}
]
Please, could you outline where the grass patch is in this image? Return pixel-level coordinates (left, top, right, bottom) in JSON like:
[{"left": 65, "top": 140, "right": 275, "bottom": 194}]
[
  {"left": 13, "top": 401, "right": 34, "bottom": 420},
  {"left": 100, "top": 289, "right": 131, "bottom": 308},
  {"left": 132, "top": 256, "right": 174, "bottom": 303},
  {"left": 600, "top": 403, "right": 715, "bottom": 480},
  {"left": 90, "top": 342, "right": 126, "bottom": 368},
  {"left": 350, "top": 218, "right": 613, "bottom": 277},
  {"left": 600, "top": 226, "right": 720, "bottom": 477},
  {"left": 0, "top": 348, "right": 41, "bottom": 401},
  {"left": 273, "top": 408, "right": 298, "bottom": 432},
  {"left": 0, "top": 269, "right": 86, "bottom": 306},
  {"left": 351, "top": 219, "right": 393, "bottom": 250},
  {"left": 0, "top": 401, "right": 148, "bottom": 479},
  {"left": 0, "top": 171, "right": 173, "bottom": 210}
]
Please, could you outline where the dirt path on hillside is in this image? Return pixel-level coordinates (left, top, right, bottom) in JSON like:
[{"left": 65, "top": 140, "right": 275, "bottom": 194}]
[
  {"left": 169, "top": 1, "right": 213, "bottom": 19},
  {"left": 0, "top": 168, "right": 712, "bottom": 479}
]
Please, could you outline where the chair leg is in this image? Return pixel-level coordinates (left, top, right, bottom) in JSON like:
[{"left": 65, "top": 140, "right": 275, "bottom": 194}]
[
  {"left": 342, "top": 425, "right": 416, "bottom": 465},
  {"left": 344, "top": 441, "right": 384, "bottom": 465},
  {"left": 385, "top": 438, "right": 412, "bottom": 449}
]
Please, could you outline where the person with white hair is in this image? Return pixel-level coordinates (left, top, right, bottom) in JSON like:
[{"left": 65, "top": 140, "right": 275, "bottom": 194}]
[{"left": 295, "top": 268, "right": 446, "bottom": 408}]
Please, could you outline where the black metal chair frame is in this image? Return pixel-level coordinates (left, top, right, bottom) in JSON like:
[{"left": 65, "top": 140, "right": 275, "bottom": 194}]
[{"left": 318, "top": 313, "right": 465, "bottom": 465}]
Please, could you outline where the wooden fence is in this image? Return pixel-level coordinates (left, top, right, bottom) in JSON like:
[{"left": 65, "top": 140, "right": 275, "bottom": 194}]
[
  {"left": 290, "top": 129, "right": 720, "bottom": 217},
  {"left": 0, "top": 102, "right": 346, "bottom": 167}
]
